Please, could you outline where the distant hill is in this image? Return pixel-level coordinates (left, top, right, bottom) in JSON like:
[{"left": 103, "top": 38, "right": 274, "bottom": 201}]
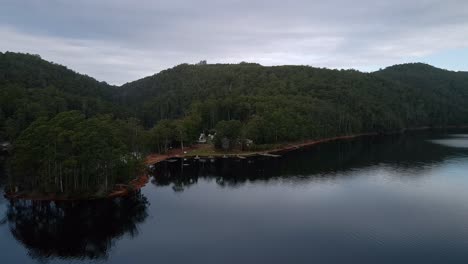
[
  {"left": 0, "top": 52, "right": 113, "bottom": 97},
  {"left": 0, "top": 52, "right": 124, "bottom": 140},
  {"left": 119, "top": 62, "right": 468, "bottom": 143},
  {"left": 2, "top": 52, "right": 468, "bottom": 147}
]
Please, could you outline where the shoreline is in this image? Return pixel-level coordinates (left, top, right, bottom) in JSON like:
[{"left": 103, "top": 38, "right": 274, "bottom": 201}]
[
  {"left": 5, "top": 125, "right": 468, "bottom": 201},
  {"left": 5, "top": 173, "right": 150, "bottom": 201},
  {"left": 146, "top": 133, "right": 379, "bottom": 164},
  {"left": 145, "top": 125, "right": 468, "bottom": 163},
  {"left": 108, "top": 174, "right": 150, "bottom": 198}
]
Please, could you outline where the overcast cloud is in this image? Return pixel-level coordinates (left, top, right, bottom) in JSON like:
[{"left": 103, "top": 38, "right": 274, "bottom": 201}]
[{"left": 1, "top": 0, "right": 468, "bottom": 85}]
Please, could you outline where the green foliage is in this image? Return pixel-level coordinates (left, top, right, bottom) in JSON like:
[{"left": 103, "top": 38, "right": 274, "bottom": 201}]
[
  {"left": 214, "top": 120, "right": 242, "bottom": 150},
  {"left": 10, "top": 111, "right": 143, "bottom": 195},
  {"left": 148, "top": 120, "right": 175, "bottom": 153},
  {"left": 0, "top": 52, "right": 127, "bottom": 141},
  {"left": 121, "top": 62, "right": 468, "bottom": 149},
  {"left": 242, "top": 115, "right": 272, "bottom": 144},
  {"left": 3, "top": 52, "right": 468, "bottom": 195}
]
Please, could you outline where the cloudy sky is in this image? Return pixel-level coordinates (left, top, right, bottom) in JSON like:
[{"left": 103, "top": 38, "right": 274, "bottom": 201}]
[{"left": 1, "top": 0, "right": 468, "bottom": 85}]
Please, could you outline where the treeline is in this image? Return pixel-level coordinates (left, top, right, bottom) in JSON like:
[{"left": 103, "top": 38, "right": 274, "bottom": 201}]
[
  {"left": 0, "top": 52, "right": 142, "bottom": 196},
  {"left": 9, "top": 111, "right": 144, "bottom": 196},
  {"left": 0, "top": 52, "right": 128, "bottom": 141},
  {"left": 2, "top": 52, "right": 468, "bottom": 195},
  {"left": 121, "top": 62, "right": 468, "bottom": 149}
]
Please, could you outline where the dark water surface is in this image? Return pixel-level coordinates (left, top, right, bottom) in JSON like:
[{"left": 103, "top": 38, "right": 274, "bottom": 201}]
[{"left": 2, "top": 131, "right": 468, "bottom": 263}]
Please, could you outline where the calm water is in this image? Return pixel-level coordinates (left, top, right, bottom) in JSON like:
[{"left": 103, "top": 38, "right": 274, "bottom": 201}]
[{"left": 2, "top": 131, "right": 468, "bottom": 263}]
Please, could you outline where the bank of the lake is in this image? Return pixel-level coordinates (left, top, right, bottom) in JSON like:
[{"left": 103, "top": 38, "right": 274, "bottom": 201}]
[
  {"left": 145, "top": 133, "right": 388, "bottom": 166},
  {"left": 2, "top": 133, "right": 382, "bottom": 200},
  {"left": 146, "top": 126, "right": 468, "bottom": 164},
  {"left": 4, "top": 173, "right": 150, "bottom": 201},
  {"left": 2, "top": 130, "right": 468, "bottom": 263},
  {"left": 4, "top": 127, "right": 468, "bottom": 202}
]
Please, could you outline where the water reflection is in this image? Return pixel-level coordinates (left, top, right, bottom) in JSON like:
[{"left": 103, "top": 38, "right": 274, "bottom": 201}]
[
  {"left": 430, "top": 134, "right": 468, "bottom": 148},
  {"left": 2, "top": 131, "right": 468, "bottom": 263},
  {"left": 3, "top": 193, "right": 148, "bottom": 261},
  {"left": 0, "top": 159, "right": 6, "bottom": 205},
  {"left": 151, "top": 132, "right": 468, "bottom": 191}
]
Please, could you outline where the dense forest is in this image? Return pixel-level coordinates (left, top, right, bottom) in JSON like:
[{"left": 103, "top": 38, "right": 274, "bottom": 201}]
[
  {"left": 1, "top": 51, "right": 468, "bottom": 195},
  {"left": 0, "top": 52, "right": 140, "bottom": 196},
  {"left": 0, "top": 52, "right": 127, "bottom": 141},
  {"left": 9, "top": 111, "right": 143, "bottom": 195},
  {"left": 120, "top": 61, "right": 468, "bottom": 150}
]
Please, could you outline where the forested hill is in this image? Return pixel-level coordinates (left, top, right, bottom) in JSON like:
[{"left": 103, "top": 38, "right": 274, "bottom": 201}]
[
  {"left": 0, "top": 52, "right": 140, "bottom": 196},
  {"left": 2, "top": 52, "right": 468, "bottom": 150},
  {"left": 0, "top": 52, "right": 125, "bottom": 140},
  {"left": 375, "top": 63, "right": 468, "bottom": 103},
  {"left": 2, "top": 52, "right": 468, "bottom": 196},
  {"left": 0, "top": 52, "right": 113, "bottom": 97},
  {"left": 118, "top": 62, "right": 468, "bottom": 146}
]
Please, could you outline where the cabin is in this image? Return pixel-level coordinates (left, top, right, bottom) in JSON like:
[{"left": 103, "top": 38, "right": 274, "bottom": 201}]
[
  {"left": 1, "top": 142, "right": 12, "bottom": 153},
  {"left": 198, "top": 132, "right": 216, "bottom": 144},
  {"left": 198, "top": 133, "right": 207, "bottom": 143}
]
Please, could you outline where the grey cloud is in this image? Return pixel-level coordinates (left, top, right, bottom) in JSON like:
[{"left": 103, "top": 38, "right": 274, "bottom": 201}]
[{"left": 1, "top": 0, "right": 468, "bottom": 84}]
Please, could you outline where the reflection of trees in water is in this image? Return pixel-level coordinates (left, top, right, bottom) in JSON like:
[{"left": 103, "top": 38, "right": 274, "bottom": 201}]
[
  {"left": 151, "top": 132, "right": 468, "bottom": 190},
  {"left": 0, "top": 159, "right": 6, "bottom": 205},
  {"left": 4, "top": 192, "right": 148, "bottom": 261}
]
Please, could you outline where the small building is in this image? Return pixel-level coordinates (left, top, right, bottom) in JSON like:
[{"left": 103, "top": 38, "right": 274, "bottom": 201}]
[
  {"left": 198, "top": 133, "right": 207, "bottom": 144},
  {"left": 1, "top": 142, "right": 12, "bottom": 153}
]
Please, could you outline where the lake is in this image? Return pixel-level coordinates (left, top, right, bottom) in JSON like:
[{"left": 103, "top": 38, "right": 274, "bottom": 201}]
[{"left": 2, "top": 131, "right": 468, "bottom": 263}]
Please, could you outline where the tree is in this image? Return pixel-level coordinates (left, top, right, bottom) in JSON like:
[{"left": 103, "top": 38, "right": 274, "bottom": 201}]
[
  {"left": 10, "top": 111, "right": 142, "bottom": 196},
  {"left": 214, "top": 120, "right": 242, "bottom": 150},
  {"left": 3, "top": 52, "right": 468, "bottom": 159},
  {"left": 148, "top": 120, "right": 174, "bottom": 153}
]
